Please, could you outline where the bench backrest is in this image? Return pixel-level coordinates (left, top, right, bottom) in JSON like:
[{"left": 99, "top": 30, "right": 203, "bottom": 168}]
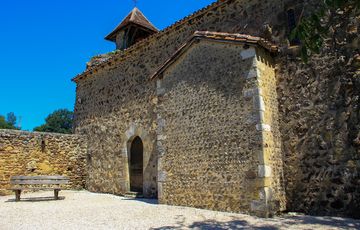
[{"left": 10, "top": 176, "right": 69, "bottom": 185}]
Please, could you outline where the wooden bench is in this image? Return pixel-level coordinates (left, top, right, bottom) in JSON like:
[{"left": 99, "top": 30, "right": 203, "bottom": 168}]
[{"left": 10, "top": 176, "right": 69, "bottom": 201}]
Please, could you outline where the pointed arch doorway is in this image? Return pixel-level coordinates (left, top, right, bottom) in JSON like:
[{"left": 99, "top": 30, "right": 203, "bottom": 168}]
[{"left": 129, "top": 136, "right": 143, "bottom": 193}]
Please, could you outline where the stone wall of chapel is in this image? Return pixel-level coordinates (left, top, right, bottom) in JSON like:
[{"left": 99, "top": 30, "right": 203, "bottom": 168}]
[
  {"left": 73, "top": 0, "right": 359, "bottom": 218},
  {"left": 157, "top": 42, "right": 270, "bottom": 214},
  {"left": 73, "top": 0, "right": 289, "bottom": 200}
]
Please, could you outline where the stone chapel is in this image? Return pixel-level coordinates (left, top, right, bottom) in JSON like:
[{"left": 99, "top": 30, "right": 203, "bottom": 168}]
[{"left": 71, "top": 0, "right": 359, "bottom": 218}]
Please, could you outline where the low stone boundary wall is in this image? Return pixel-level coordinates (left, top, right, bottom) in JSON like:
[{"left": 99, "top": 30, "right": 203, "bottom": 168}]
[{"left": 0, "top": 129, "right": 87, "bottom": 195}]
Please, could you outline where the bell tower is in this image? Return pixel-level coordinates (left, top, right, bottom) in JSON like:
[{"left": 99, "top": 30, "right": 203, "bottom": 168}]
[{"left": 105, "top": 7, "right": 158, "bottom": 50}]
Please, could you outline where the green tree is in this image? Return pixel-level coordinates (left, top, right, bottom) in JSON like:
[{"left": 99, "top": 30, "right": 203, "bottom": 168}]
[
  {"left": 34, "top": 109, "right": 73, "bottom": 134},
  {"left": 6, "top": 112, "right": 17, "bottom": 126},
  {"left": 291, "top": 0, "right": 360, "bottom": 62},
  {"left": 0, "top": 114, "right": 18, "bottom": 130}
]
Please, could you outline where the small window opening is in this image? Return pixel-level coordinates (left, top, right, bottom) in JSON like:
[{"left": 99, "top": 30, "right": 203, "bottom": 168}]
[
  {"left": 87, "top": 153, "right": 92, "bottom": 162},
  {"left": 41, "top": 139, "right": 46, "bottom": 152}
]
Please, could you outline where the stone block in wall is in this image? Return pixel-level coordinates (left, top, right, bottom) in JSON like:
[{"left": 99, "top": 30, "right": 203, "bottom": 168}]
[
  {"left": 243, "top": 88, "right": 262, "bottom": 98},
  {"left": 256, "top": 124, "right": 271, "bottom": 132},
  {"left": 258, "top": 165, "right": 272, "bottom": 178},
  {"left": 253, "top": 96, "right": 265, "bottom": 112},
  {"left": 158, "top": 171, "right": 167, "bottom": 182},
  {"left": 246, "top": 68, "right": 258, "bottom": 79}
]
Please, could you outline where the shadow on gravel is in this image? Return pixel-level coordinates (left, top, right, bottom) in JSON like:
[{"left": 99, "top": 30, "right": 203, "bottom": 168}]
[
  {"left": 149, "top": 214, "right": 277, "bottom": 230},
  {"left": 150, "top": 214, "right": 360, "bottom": 230},
  {"left": 5, "top": 196, "right": 66, "bottom": 202},
  {"left": 280, "top": 215, "right": 360, "bottom": 230},
  {"left": 122, "top": 198, "right": 158, "bottom": 205},
  {"left": 188, "top": 219, "right": 278, "bottom": 230},
  {"left": 150, "top": 218, "right": 278, "bottom": 230}
]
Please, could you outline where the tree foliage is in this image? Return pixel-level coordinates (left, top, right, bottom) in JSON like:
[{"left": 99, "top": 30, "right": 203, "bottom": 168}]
[
  {"left": 6, "top": 112, "right": 17, "bottom": 126},
  {"left": 291, "top": 0, "right": 360, "bottom": 62},
  {"left": 34, "top": 109, "right": 73, "bottom": 134},
  {"left": 0, "top": 113, "right": 18, "bottom": 130}
]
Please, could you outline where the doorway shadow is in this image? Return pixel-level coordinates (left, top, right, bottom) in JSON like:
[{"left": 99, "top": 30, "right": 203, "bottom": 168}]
[
  {"left": 129, "top": 136, "right": 144, "bottom": 194},
  {"left": 122, "top": 198, "right": 158, "bottom": 205}
]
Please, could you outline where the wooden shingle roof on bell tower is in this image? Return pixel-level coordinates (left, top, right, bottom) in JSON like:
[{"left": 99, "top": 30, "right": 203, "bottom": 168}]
[{"left": 105, "top": 7, "right": 158, "bottom": 42}]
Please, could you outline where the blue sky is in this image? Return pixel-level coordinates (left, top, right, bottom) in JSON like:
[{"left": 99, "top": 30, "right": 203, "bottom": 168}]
[{"left": 0, "top": 0, "right": 215, "bottom": 131}]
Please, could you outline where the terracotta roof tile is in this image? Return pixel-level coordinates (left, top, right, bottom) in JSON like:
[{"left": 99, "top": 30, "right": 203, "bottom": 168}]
[{"left": 194, "top": 31, "right": 278, "bottom": 52}]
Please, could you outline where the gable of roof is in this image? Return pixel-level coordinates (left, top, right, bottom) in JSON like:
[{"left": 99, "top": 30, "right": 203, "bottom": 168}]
[
  {"left": 105, "top": 7, "right": 158, "bottom": 42},
  {"left": 149, "top": 31, "right": 278, "bottom": 80}
]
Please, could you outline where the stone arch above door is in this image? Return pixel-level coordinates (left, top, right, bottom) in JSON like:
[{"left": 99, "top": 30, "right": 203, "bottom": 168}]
[{"left": 121, "top": 123, "right": 154, "bottom": 196}]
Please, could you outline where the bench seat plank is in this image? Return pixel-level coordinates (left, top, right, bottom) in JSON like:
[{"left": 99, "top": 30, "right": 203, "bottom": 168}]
[
  {"left": 11, "top": 180, "right": 68, "bottom": 185},
  {"left": 10, "top": 188, "right": 62, "bottom": 191},
  {"left": 11, "top": 176, "right": 68, "bottom": 180}
]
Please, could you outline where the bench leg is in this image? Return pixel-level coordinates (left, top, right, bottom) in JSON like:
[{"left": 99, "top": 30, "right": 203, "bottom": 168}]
[
  {"left": 15, "top": 190, "right": 21, "bottom": 201},
  {"left": 54, "top": 189, "right": 60, "bottom": 200}
]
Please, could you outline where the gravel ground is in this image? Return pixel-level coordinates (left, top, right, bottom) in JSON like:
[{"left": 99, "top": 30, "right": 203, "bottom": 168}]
[{"left": 0, "top": 190, "right": 359, "bottom": 230}]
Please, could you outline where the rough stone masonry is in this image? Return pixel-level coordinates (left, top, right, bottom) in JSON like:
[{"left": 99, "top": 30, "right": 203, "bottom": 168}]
[
  {"left": 71, "top": 0, "right": 359, "bottom": 218},
  {"left": 0, "top": 130, "right": 87, "bottom": 195}
]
